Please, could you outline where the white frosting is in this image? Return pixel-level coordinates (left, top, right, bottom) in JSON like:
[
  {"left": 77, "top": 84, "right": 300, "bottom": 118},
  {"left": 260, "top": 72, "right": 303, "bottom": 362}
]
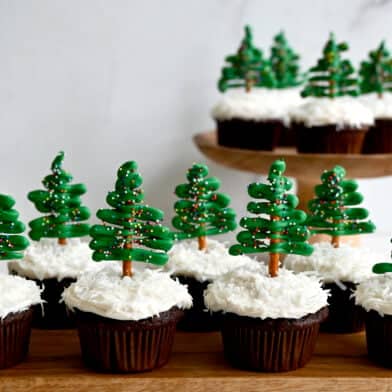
[
  {"left": 0, "top": 274, "right": 42, "bottom": 319},
  {"left": 354, "top": 274, "right": 392, "bottom": 316},
  {"left": 165, "top": 239, "right": 258, "bottom": 282},
  {"left": 211, "top": 88, "right": 303, "bottom": 125},
  {"left": 360, "top": 92, "right": 392, "bottom": 119},
  {"left": 63, "top": 263, "right": 192, "bottom": 321},
  {"left": 284, "top": 242, "right": 380, "bottom": 284},
  {"left": 204, "top": 263, "right": 328, "bottom": 319},
  {"left": 8, "top": 238, "right": 95, "bottom": 281},
  {"left": 290, "top": 96, "right": 374, "bottom": 128}
]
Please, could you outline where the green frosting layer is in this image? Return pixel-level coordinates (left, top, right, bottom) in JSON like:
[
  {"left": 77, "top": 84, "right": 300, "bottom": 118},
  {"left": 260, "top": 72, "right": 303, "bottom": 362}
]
[
  {"left": 218, "top": 25, "right": 276, "bottom": 92},
  {"left": 90, "top": 161, "right": 173, "bottom": 265},
  {"left": 172, "top": 163, "right": 237, "bottom": 240},
  {"left": 307, "top": 165, "right": 376, "bottom": 236},
  {"left": 230, "top": 160, "right": 313, "bottom": 256},
  {"left": 28, "top": 152, "right": 90, "bottom": 241},
  {"left": 270, "top": 31, "right": 304, "bottom": 88},
  {"left": 301, "top": 33, "right": 358, "bottom": 98},
  {"left": 0, "top": 194, "right": 29, "bottom": 260},
  {"left": 360, "top": 41, "right": 392, "bottom": 96}
]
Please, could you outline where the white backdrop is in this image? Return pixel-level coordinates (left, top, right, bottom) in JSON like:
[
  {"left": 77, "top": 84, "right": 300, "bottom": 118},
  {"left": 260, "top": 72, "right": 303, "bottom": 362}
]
[{"left": 0, "top": 0, "right": 391, "bottom": 236}]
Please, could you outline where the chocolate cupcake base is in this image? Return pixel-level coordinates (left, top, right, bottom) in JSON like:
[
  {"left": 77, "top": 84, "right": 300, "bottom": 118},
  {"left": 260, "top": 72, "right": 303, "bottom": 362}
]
[
  {"left": 75, "top": 307, "right": 184, "bottom": 373},
  {"left": 295, "top": 123, "right": 368, "bottom": 153},
  {"left": 362, "top": 118, "right": 392, "bottom": 154},
  {"left": 0, "top": 308, "right": 33, "bottom": 369},
  {"left": 220, "top": 307, "right": 328, "bottom": 372},
  {"left": 174, "top": 275, "right": 220, "bottom": 332},
  {"left": 365, "top": 310, "right": 392, "bottom": 368},
  {"left": 9, "top": 268, "right": 76, "bottom": 329},
  {"left": 321, "top": 282, "right": 365, "bottom": 334},
  {"left": 216, "top": 118, "right": 281, "bottom": 151}
]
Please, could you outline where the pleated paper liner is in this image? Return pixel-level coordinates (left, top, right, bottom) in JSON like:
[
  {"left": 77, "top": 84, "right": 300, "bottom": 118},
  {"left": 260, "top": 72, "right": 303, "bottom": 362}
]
[
  {"left": 0, "top": 308, "right": 33, "bottom": 369},
  {"left": 174, "top": 275, "right": 221, "bottom": 332},
  {"left": 362, "top": 118, "right": 392, "bottom": 153},
  {"left": 220, "top": 306, "right": 328, "bottom": 372},
  {"left": 365, "top": 310, "right": 392, "bottom": 368},
  {"left": 321, "top": 282, "right": 366, "bottom": 334},
  {"left": 294, "top": 123, "right": 368, "bottom": 153},
  {"left": 216, "top": 119, "right": 282, "bottom": 150},
  {"left": 74, "top": 307, "right": 184, "bottom": 373}
]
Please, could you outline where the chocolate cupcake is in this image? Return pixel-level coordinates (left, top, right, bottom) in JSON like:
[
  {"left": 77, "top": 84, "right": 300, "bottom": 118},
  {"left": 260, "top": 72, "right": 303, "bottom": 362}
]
[
  {"left": 355, "top": 273, "right": 392, "bottom": 367},
  {"left": 9, "top": 152, "right": 92, "bottom": 329},
  {"left": 360, "top": 93, "right": 392, "bottom": 153},
  {"left": 285, "top": 242, "right": 379, "bottom": 333},
  {"left": 293, "top": 33, "right": 374, "bottom": 153},
  {"left": 63, "top": 264, "right": 192, "bottom": 373},
  {"left": 166, "top": 239, "right": 257, "bottom": 332},
  {"left": 204, "top": 264, "right": 329, "bottom": 372},
  {"left": 0, "top": 275, "right": 42, "bottom": 369}
]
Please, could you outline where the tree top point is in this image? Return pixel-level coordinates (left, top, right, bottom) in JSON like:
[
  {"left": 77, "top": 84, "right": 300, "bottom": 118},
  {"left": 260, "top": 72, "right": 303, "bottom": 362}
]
[{"left": 51, "top": 151, "right": 65, "bottom": 172}]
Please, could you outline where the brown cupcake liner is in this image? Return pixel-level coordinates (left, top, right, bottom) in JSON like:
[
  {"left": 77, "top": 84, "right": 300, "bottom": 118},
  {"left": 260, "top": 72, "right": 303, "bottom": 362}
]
[
  {"left": 365, "top": 310, "right": 392, "bottom": 368},
  {"left": 9, "top": 268, "right": 76, "bottom": 329},
  {"left": 321, "top": 282, "right": 366, "bottom": 334},
  {"left": 0, "top": 308, "right": 33, "bottom": 369},
  {"left": 220, "top": 307, "right": 328, "bottom": 372},
  {"left": 174, "top": 275, "right": 221, "bottom": 332},
  {"left": 216, "top": 118, "right": 282, "bottom": 151},
  {"left": 295, "top": 123, "right": 368, "bottom": 153},
  {"left": 74, "top": 307, "right": 184, "bottom": 373},
  {"left": 362, "top": 118, "right": 392, "bottom": 154},
  {"left": 277, "top": 125, "right": 296, "bottom": 147}
]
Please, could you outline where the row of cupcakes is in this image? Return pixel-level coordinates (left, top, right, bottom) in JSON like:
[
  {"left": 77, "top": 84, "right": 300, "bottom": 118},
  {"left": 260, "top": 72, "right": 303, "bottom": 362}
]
[
  {"left": 213, "top": 26, "right": 392, "bottom": 154},
  {"left": 0, "top": 153, "right": 388, "bottom": 373}
]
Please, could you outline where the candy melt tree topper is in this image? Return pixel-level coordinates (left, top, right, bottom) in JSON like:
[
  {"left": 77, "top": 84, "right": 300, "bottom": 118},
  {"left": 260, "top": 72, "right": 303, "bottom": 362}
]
[
  {"left": 301, "top": 33, "right": 358, "bottom": 98},
  {"left": 372, "top": 240, "right": 392, "bottom": 274},
  {"left": 90, "top": 161, "right": 173, "bottom": 277},
  {"left": 172, "top": 163, "right": 237, "bottom": 251},
  {"left": 360, "top": 41, "right": 392, "bottom": 98},
  {"left": 307, "top": 165, "right": 376, "bottom": 248},
  {"left": 28, "top": 152, "right": 90, "bottom": 245},
  {"left": 218, "top": 25, "right": 276, "bottom": 92},
  {"left": 230, "top": 160, "right": 313, "bottom": 277},
  {"left": 0, "top": 194, "right": 29, "bottom": 260}
]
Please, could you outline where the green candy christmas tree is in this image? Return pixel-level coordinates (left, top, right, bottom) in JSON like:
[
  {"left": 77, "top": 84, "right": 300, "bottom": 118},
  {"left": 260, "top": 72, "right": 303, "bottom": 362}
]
[
  {"left": 0, "top": 194, "right": 29, "bottom": 260},
  {"left": 172, "top": 163, "right": 237, "bottom": 251},
  {"left": 230, "top": 160, "right": 313, "bottom": 277},
  {"left": 270, "top": 31, "right": 303, "bottom": 88},
  {"left": 301, "top": 33, "right": 358, "bottom": 98},
  {"left": 372, "top": 239, "right": 392, "bottom": 274},
  {"left": 90, "top": 161, "right": 173, "bottom": 277},
  {"left": 307, "top": 165, "right": 376, "bottom": 248},
  {"left": 359, "top": 41, "right": 392, "bottom": 98},
  {"left": 218, "top": 25, "right": 276, "bottom": 93},
  {"left": 28, "top": 152, "right": 90, "bottom": 244}
]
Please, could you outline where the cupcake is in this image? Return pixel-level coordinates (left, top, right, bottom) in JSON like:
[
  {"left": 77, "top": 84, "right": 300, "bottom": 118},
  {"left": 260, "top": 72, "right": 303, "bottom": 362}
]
[
  {"left": 167, "top": 163, "right": 254, "bottom": 331},
  {"left": 0, "top": 194, "right": 42, "bottom": 368},
  {"left": 292, "top": 33, "right": 374, "bottom": 153},
  {"left": 213, "top": 25, "right": 281, "bottom": 151},
  {"left": 359, "top": 41, "right": 392, "bottom": 153},
  {"left": 8, "top": 152, "right": 92, "bottom": 329},
  {"left": 205, "top": 160, "right": 328, "bottom": 372},
  {"left": 65, "top": 161, "right": 192, "bottom": 373},
  {"left": 285, "top": 165, "right": 376, "bottom": 333},
  {"left": 269, "top": 31, "right": 306, "bottom": 147},
  {"left": 355, "top": 258, "right": 392, "bottom": 367}
]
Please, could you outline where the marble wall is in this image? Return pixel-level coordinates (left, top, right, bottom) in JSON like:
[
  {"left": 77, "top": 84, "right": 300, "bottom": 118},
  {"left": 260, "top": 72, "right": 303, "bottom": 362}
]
[{"left": 0, "top": 0, "right": 391, "bottom": 234}]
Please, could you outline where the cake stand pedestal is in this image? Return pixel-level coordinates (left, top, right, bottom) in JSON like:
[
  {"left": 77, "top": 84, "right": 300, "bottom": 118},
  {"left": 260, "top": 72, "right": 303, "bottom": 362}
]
[{"left": 194, "top": 131, "right": 392, "bottom": 244}]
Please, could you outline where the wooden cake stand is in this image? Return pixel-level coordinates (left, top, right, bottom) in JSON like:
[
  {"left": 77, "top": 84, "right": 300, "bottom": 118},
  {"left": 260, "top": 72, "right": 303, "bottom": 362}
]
[{"left": 194, "top": 131, "right": 392, "bottom": 210}]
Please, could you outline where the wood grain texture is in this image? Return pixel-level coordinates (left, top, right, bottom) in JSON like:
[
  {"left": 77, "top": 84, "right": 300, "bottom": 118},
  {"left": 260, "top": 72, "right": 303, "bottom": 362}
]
[
  {"left": 193, "top": 131, "right": 392, "bottom": 179},
  {"left": 1, "top": 329, "right": 392, "bottom": 391}
]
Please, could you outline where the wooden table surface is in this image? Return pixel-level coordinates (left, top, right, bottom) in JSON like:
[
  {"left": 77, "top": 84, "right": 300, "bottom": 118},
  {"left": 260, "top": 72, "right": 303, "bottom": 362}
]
[{"left": 1, "top": 329, "right": 392, "bottom": 391}]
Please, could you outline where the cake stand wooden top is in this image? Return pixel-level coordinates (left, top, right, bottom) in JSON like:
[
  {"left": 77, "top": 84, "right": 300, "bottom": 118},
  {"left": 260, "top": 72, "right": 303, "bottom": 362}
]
[{"left": 194, "top": 131, "right": 392, "bottom": 179}]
